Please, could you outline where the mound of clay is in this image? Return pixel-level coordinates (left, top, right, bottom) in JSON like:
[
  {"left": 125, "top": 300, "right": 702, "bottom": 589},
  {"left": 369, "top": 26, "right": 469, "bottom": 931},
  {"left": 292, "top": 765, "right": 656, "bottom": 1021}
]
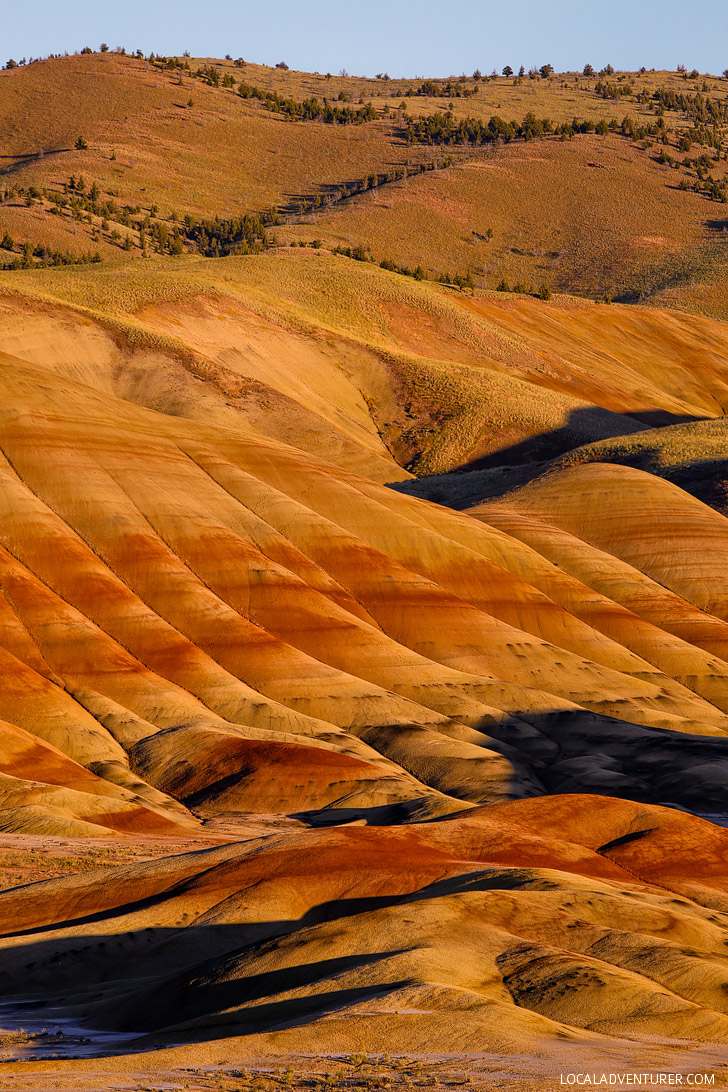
[
  {"left": 3, "top": 350, "right": 728, "bottom": 827},
  {"left": 1, "top": 797, "right": 727, "bottom": 1053}
]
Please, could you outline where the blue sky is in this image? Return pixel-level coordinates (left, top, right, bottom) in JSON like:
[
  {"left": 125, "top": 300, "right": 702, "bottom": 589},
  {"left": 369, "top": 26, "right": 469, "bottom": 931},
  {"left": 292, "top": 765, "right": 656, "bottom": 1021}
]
[{"left": 3, "top": 0, "right": 727, "bottom": 77}]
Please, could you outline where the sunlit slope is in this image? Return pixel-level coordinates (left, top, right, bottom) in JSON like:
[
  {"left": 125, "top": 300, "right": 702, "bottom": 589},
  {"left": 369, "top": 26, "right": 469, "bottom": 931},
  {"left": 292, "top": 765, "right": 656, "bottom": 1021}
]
[
  {"left": 484, "top": 462, "right": 728, "bottom": 621},
  {"left": 287, "top": 135, "right": 723, "bottom": 302},
  {"left": 0, "top": 720, "right": 192, "bottom": 837},
  {"left": 2, "top": 797, "right": 728, "bottom": 1053},
  {"left": 0, "top": 53, "right": 401, "bottom": 221},
  {"left": 4, "top": 253, "right": 728, "bottom": 478},
  {"left": 0, "top": 281, "right": 406, "bottom": 483},
  {"left": 2, "top": 53, "right": 726, "bottom": 314},
  {"left": 462, "top": 293, "right": 728, "bottom": 421},
  {"left": 553, "top": 416, "right": 728, "bottom": 514},
  {"left": 4, "top": 351, "right": 728, "bottom": 834}
]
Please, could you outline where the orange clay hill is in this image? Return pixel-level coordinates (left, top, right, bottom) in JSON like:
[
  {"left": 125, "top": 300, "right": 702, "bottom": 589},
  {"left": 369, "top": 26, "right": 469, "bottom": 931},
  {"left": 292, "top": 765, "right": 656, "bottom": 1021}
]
[{"left": 1, "top": 48, "right": 728, "bottom": 1092}]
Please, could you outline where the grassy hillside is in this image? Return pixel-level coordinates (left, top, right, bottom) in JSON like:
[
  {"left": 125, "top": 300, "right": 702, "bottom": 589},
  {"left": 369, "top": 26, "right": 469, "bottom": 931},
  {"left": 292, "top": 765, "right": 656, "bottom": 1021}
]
[
  {"left": 1, "top": 52, "right": 727, "bottom": 313},
  {"left": 4, "top": 251, "right": 728, "bottom": 480},
  {"left": 287, "top": 135, "right": 727, "bottom": 300}
]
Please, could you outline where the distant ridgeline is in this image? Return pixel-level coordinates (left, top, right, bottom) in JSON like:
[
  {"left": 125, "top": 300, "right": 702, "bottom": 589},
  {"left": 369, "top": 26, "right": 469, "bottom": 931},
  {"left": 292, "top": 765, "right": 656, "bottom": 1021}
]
[
  {"left": 2, "top": 53, "right": 728, "bottom": 269},
  {"left": 194, "top": 63, "right": 379, "bottom": 123},
  {"left": 160, "top": 54, "right": 728, "bottom": 154}
]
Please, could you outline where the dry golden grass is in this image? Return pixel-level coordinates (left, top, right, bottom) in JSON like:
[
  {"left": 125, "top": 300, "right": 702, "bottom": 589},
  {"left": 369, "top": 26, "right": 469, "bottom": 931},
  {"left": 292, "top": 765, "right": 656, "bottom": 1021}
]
[
  {"left": 0, "top": 53, "right": 406, "bottom": 219},
  {"left": 2, "top": 53, "right": 727, "bottom": 313},
  {"left": 193, "top": 57, "right": 728, "bottom": 127},
  {"left": 285, "top": 135, "right": 725, "bottom": 300},
  {"left": 3, "top": 250, "right": 728, "bottom": 478},
  {"left": 644, "top": 256, "right": 728, "bottom": 321},
  {"left": 0, "top": 202, "right": 127, "bottom": 260},
  {"left": 0, "top": 253, "right": 639, "bottom": 476}
]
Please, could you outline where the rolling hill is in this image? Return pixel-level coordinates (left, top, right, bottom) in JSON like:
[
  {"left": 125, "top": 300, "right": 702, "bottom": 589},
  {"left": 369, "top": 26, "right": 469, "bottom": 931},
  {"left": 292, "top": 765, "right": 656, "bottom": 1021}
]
[
  {"left": 2, "top": 52, "right": 728, "bottom": 312},
  {"left": 2, "top": 48, "right": 728, "bottom": 1091}
]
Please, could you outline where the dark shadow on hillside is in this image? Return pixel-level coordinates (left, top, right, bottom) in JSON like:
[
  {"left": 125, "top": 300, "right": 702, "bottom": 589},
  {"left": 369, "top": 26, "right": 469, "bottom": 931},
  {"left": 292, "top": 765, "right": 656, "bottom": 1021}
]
[
  {"left": 389, "top": 458, "right": 556, "bottom": 509},
  {"left": 462, "top": 407, "right": 702, "bottom": 472},
  {"left": 0, "top": 868, "right": 544, "bottom": 1053},
  {"left": 0, "top": 149, "right": 71, "bottom": 176},
  {"left": 419, "top": 705, "right": 728, "bottom": 818},
  {"left": 662, "top": 459, "right": 728, "bottom": 514},
  {"left": 4, "top": 699, "right": 728, "bottom": 1053},
  {"left": 392, "top": 448, "right": 728, "bottom": 515},
  {"left": 388, "top": 406, "right": 716, "bottom": 511}
]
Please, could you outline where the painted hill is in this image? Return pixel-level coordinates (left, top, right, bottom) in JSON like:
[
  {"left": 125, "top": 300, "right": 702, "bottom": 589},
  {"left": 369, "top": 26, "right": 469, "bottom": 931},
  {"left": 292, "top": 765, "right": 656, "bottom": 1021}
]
[
  {"left": 2, "top": 49, "right": 728, "bottom": 1087},
  {"left": 8, "top": 338, "right": 728, "bottom": 835},
  {"left": 2, "top": 796, "right": 728, "bottom": 1061},
  {"left": 4, "top": 252, "right": 728, "bottom": 481}
]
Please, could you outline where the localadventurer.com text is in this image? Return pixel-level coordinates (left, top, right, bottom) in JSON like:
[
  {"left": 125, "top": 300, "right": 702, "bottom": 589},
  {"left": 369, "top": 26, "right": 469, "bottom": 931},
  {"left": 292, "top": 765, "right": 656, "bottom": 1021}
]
[{"left": 560, "top": 1076, "right": 717, "bottom": 1086}]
